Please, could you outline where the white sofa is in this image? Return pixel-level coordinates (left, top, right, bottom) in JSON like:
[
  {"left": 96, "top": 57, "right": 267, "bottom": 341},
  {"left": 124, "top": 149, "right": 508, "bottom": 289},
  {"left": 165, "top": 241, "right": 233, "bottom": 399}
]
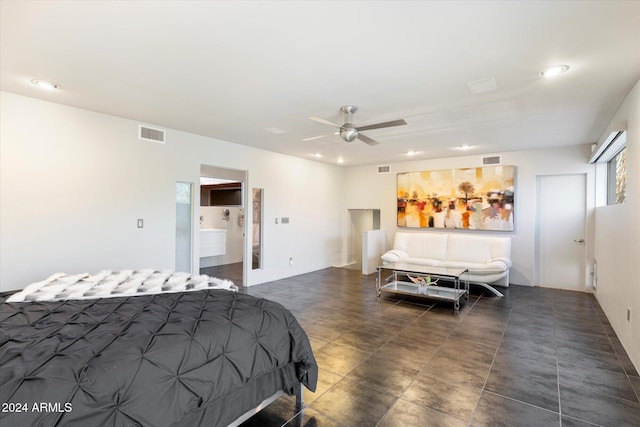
[{"left": 381, "top": 231, "right": 512, "bottom": 295}]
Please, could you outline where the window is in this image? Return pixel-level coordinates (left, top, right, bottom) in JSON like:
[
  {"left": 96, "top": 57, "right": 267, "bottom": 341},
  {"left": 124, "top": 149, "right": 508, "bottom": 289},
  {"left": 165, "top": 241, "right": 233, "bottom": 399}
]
[
  {"left": 608, "top": 146, "right": 626, "bottom": 205},
  {"left": 590, "top": 130, "right": 627, "bottom": 206}
]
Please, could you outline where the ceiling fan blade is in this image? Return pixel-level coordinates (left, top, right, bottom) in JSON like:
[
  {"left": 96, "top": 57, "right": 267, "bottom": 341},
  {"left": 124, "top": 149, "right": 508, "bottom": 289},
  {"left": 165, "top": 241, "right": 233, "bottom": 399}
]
[
  {"left": 302, "top": 135, "right": 330, "bottom": 141},
  {"left": 357, "top": 119, "right": 407, "bottom": 131},
  {"left": 357, "top": 133, "right": 380, "bottom": 146},
  {"left": 302, "top": 131, "right": 339, "bottom": 141},
  {"left": 308, "top": 116, "right": 341, "bottom": 128}
]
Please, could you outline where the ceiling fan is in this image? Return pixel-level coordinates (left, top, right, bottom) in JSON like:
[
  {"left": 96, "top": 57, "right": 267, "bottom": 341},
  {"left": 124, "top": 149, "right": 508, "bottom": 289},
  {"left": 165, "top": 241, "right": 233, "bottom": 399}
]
[{"left": 306, "top": 105, "right": 407, "bottom": 146}]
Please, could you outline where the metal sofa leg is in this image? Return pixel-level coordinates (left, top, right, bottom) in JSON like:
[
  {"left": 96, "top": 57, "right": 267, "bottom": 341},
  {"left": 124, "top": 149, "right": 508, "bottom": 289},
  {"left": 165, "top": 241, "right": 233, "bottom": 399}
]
[{"left": 473, "top": 282, "right": 504, "bottom": 297}]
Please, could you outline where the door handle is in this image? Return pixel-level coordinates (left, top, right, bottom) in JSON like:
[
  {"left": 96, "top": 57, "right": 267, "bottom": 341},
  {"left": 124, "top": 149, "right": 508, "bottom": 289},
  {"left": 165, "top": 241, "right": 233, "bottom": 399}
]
[{"left": 574, "top": 239, "right": 585, "bottom": 244}]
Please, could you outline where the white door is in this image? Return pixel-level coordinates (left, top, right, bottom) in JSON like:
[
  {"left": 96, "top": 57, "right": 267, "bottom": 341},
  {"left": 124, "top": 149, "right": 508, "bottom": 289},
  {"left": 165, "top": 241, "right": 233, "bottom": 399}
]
[{"left": 536, "top": 174, "right": 586, "bottom": 291}]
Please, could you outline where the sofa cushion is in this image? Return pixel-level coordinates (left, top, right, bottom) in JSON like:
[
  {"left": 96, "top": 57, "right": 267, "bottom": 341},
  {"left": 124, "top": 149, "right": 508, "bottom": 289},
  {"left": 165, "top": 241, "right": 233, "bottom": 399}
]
[
  {"left": 439, "top": 260, "right": 507, "bottom": 275},
  {"left": 405, "top": 258, "right": 442, "bottom": 267},
  {"left": 394, "top": 232, "right": 448, "bottom": 260},
  {"left": 445, "top": 234, "right": 493, "bottom": 263}
]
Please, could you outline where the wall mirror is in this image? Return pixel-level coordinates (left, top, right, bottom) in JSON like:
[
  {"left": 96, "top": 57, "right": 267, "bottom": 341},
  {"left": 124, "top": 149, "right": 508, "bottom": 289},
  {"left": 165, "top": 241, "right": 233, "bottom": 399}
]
[{"left": 252, "top": 188, "right": 263, "bottom": 269}]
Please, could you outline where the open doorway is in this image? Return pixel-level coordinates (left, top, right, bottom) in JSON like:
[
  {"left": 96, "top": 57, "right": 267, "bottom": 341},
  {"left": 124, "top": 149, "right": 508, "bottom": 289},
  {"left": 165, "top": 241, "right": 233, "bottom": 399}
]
[
  {"left": 346, "top": 209, "right": 381, "bottom": 271},
  {"left": 199, "top": 165, "right": 247, "bottom": 286}
]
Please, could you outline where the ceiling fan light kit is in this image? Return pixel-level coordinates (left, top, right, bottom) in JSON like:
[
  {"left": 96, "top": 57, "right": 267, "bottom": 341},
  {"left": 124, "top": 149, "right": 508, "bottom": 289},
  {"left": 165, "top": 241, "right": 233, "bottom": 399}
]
[{"left": 309, "top": 105, "right": 407, "bottom": 146}]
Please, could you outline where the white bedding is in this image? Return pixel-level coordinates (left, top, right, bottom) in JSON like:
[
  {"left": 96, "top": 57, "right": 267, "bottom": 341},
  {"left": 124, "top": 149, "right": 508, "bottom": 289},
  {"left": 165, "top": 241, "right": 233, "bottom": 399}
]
[{"left": 6, "top": 269, "right": 237, "bottom": 302}]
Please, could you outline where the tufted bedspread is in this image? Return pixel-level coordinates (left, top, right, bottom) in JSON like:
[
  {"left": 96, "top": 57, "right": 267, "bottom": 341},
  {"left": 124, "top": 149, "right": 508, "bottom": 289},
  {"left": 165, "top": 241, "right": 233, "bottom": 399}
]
[{"left": 0, "top": 290, "right": 317, "bottom": 426}]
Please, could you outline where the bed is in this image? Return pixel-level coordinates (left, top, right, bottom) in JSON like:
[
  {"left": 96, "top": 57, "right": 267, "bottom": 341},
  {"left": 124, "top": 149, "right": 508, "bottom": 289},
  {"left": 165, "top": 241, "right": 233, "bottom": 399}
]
[{"left": 0, "top": 270, "right": 317, "bottom": 427}]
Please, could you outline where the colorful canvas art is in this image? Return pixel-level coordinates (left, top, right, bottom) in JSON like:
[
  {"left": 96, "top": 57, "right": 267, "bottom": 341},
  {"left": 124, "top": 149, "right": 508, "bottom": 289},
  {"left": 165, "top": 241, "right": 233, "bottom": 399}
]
[{"left": 397, "top": 165, "right": 515, "bottom": 231}]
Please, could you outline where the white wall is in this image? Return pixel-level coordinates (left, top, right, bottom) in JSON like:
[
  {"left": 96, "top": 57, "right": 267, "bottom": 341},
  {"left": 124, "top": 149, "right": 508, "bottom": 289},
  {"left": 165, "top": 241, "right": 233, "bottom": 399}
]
[
  {"left": 592, "top": 80, "right": 639, "bottom": 372},
  {"left": 341, "top": 145, "right": 596, "bottom": 289},
  {"left": 0, "top": 92, "right": 344, "bottom": 291}
]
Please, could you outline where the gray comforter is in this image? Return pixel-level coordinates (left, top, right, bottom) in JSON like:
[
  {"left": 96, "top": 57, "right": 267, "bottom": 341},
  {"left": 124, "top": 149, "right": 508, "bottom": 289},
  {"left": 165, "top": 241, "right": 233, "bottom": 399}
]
[{"left": 0, "top": 290, "right": 317, "bottom": 426}]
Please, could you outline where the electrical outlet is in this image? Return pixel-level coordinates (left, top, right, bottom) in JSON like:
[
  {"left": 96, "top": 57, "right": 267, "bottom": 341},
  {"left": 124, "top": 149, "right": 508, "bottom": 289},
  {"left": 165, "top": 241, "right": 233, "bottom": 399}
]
[
  {"left": 289, "top": 257, "right": 293, "bottom": 265},
  {"left": 137, "top": 219, "right": 144, "bottom": 228}
]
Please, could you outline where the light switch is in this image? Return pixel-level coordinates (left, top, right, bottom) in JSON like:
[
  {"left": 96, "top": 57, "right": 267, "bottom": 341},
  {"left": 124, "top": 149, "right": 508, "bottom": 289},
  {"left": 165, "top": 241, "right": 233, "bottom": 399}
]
[
  {"left": 137, "top": 219, "right": 144, "bottom": 228},
  {"left": 275, "top": 218, "right": 279, "bottom": 224}
]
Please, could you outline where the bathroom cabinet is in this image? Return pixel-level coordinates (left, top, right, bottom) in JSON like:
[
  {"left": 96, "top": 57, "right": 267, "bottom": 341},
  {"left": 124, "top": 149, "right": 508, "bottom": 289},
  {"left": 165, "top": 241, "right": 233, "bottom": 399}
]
[{"left": 200, "top": 183, "right": 242, "bottom": 207}]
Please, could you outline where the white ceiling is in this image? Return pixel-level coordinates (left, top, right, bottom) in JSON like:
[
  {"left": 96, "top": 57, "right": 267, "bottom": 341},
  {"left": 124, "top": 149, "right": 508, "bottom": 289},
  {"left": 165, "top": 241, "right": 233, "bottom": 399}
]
[{"left": 1, "top": 1, "right": 639, "bottom": 166}]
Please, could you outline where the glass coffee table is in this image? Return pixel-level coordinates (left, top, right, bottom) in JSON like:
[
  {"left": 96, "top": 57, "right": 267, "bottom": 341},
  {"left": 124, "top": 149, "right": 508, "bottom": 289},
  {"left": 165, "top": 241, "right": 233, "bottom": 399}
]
[{"left": 377, "top": 263, "right": 469, "bottom": 312}]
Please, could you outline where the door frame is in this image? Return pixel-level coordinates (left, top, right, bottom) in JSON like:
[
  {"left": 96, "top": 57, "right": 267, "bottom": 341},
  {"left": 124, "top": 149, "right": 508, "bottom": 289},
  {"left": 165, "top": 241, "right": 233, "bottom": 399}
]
[
  {"left": 534, "top": 173, "right": 588, "bottom": 291},
  {"left": 198, "top": 164, "right": 248, "bottom": 286}
]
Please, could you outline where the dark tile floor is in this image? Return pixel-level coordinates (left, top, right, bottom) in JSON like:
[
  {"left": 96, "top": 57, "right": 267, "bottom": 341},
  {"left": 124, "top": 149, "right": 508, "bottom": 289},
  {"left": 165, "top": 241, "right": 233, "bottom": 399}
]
[
  {"left": 226, "top": 267, "right": 640, "bottom": 427},
  {"left": 201, "top": 262, "right": 244, "bottom": 286}
]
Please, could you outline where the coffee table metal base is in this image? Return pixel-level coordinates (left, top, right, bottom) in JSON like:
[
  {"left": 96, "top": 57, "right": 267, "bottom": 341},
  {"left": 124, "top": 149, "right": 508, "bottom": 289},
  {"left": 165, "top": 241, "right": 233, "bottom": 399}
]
[{"left": 377, "top": 264, "right": 469, "bottom": 312}]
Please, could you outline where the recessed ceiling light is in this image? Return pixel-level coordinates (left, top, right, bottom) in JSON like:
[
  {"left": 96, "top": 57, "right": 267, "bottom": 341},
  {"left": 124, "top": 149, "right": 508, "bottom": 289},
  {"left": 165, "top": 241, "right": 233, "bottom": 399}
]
[
  {"left": 407, "top": 151, "right": 418, "bottom": 156},
  {"left": 312, "top": 153, "right": 322, "bottom": 158},
  {"left": 456, "top": 145, "right": 472, "bottom": 150},
  {"left": 337, "top": 157, "right": 344, "bottom": 164},
  {"left": 539, "top": 65, "right": 569, "bottom": 78},
  {"left": 31, "top": 79, "right": 60, "bottom": 90}
]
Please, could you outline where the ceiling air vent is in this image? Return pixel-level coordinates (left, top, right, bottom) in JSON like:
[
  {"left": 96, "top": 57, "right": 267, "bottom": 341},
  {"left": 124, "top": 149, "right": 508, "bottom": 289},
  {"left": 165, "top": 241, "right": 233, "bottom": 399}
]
[
  {"left": 482, "top": 155, "right": 501, "bottom": 166},
  {"left": 377, "top": 165, "right": 391, "bottom": 174},
  {"left": 139, "top": 125, "right": 166, "bottom": 143},
  {"left": 467, "top": 77, "right": 498, "bottom": 94}
]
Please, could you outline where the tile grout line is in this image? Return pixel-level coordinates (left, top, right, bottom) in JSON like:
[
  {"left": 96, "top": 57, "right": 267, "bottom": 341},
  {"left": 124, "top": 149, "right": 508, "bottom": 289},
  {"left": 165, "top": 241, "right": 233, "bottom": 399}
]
[
  {"left": 468, "top": 292, "right": 572, "bottom": 425},
  {"left": 553, "top": 296, "right": 564, "bottom": 426},
  {"left": 286, "top": 276, "right": 373, "bottom": 427},
  {"left": 373, "top": 290, "right": 482, "bottom": 426},
  {"left": 466, "top": 292, "right": 513, "bottom": 426},
  {"left": 593, "top": 300, "right": 640, "bottom": 403},
  {"left": 307, "top": 279, "right": 433, "bottom": 427},
  {"left": 370, "top": 291, "right": 441, "bottom": 427},
  {"left": 380, "top": 292, "right": 485, "bottom": 427}
]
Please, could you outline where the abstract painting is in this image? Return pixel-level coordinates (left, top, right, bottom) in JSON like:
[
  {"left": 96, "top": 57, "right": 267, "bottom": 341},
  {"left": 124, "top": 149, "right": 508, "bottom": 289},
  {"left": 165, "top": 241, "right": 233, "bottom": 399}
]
[{"left": 397, "top": 165, "right": 515, "bottom": 231}]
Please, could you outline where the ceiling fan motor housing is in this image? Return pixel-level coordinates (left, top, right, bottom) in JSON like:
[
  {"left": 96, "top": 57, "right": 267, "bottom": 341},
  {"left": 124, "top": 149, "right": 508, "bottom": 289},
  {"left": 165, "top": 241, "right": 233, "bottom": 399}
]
[{"left": 340, "top": 123, "right": 358, "bottom": 142}]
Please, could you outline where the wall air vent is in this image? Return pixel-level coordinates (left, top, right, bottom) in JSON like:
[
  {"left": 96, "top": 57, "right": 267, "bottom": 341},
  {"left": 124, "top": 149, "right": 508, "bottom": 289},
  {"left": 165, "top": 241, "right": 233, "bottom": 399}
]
[
  {"left": 377, "top": 165, "right": 391, "bottom": 174},
  {"left": 139, "top": 125, "right": 166, "bottom": 143},
  {"left": 482, "top": 155, "right": 501, "bottom": 165}
]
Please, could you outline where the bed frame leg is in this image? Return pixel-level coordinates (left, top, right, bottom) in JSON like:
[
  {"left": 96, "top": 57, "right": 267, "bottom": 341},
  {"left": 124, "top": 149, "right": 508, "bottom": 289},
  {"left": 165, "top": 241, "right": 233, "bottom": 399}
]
[{"left": 295, "top": 382, "right": 304, "bottom": 411}]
